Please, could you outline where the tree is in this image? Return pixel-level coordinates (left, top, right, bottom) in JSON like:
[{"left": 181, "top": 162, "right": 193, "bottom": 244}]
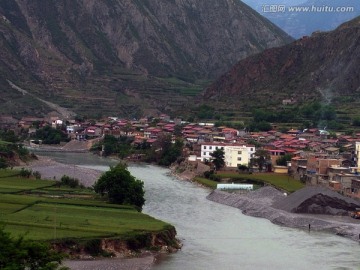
[
  {"left": 250, "top": 149, "right": 270, "bottom": 172},
  {"left": 210, "top": 148, "right": 225, "bottom": 170},
  {"left": 276, "top": 154, "right": 292, "bottom": 166},
  {"left": 93, "top": 163, "right": 145, "bottom": 210},
  {"left": 0, "top": 227, "right": 68, "bottom": 270},
  {"left": 0, "top": 157, "right": 8, "bottom": 169}
]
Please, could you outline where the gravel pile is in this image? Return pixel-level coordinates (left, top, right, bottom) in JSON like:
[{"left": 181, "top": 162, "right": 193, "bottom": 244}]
[
  {"left": 207, "top": 187, "right": 360, "bottom": 242},
  {"left": 272, "top": 187, "right": 360, "bottom": 215}
]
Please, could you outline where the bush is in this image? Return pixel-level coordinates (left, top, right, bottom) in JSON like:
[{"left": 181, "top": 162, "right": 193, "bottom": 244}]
[
  {"left": 84, "top": 239, "right": 102, "bottom": 256},
  {"left": 33, "top": 171, "right": 41, "bottom": 179},
  {"left": 19, "top": 168, "right": 32, "bottom": 178},
  {"left": 0, "top": 157, "right": 8, "bottom": 169},
  {"left": 60, "top": 175, "right": 80, "bottom": 188}
]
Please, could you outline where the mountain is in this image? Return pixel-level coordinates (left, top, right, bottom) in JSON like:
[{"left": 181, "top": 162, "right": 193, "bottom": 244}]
[
  {"left": 0, "top": 0, "right": 292, "bottom": 118},
  {"left": 242, "top": 0, "right": 360, "bottom": 38},
  {"left": 201, "top": 17, "right": 360, "bottom": 117}
]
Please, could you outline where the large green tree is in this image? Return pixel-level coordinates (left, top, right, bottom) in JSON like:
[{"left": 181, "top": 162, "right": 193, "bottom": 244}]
[
  {"left": 210, "top": 148, "right": 225, "bottom": 170},
  {"left": 0, "top": 227, "right": 67, "bottom": 270},
  {"left": 250, "top": 149, "right": 270, "bottom": 172},
  {"left": 93, "top": 163, "right": 145, "bottom": 210}
]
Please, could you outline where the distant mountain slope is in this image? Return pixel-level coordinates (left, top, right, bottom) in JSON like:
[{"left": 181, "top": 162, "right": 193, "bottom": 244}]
[
  {"left": 201, "top": 17, "right": 360, "bottom": 113},
  {"left": 0, "top": 0, "right": 292, "bottom": 118},
  {"left": 242, "top": 0, "right": 360, "bottom": 38}
]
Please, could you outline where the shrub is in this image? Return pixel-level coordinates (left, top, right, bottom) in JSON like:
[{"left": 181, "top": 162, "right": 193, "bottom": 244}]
[
  {"left": 60, "top": 175, "right": 80, "bottom": 188},
  {"left": 19, "top": 168, "right": 32, "bottom": 178},
  {"left": 32, "top": 171, "right": 42, "bottom": 179}
]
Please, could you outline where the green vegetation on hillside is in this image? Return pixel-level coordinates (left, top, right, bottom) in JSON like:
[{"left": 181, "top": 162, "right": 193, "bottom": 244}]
[
  {"left": 0, "top": 130, "right": 31, "bottom": 168},
  {"left": 0, "top": 227, "right": 67, "bottom": 270},
  {"left": 32, "top": 126, "right": 69, "bottom": 145}
]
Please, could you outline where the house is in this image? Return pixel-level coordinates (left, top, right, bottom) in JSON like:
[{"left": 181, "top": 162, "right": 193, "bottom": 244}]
[
  {"left": 85, "top": 126, "right": 102, "bottom": 137},
  {"left": 200, "top": 143, "right": 255, "bottom": 168},
  {"left": 306, "top": 157, "right": 342, "bottom": 175},
  {"left": 224, "top": 145, "right": 255, "bottom": 168},
  {"left": 355, "top": 142, "right": 360, "bottom": 167},
  {"left": 0, "top": 116, "right": 18, "bottom": 129},
  {"left": 268, "top": 149, "right": 286, "bottom": 166},
  {"left": 350, "top": 179, "right": 360, "bottom": 198}
]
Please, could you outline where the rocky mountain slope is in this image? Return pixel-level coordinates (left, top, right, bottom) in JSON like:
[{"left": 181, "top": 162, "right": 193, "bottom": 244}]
[
  {"left": 201, "top": 16, "right": 360, "bottom": 116},
  {"left": 0, "top": 0, "right": 292, "bottom": 118},
  {"left": 242, "top": 0, "right": 360, "bottom": 38}
]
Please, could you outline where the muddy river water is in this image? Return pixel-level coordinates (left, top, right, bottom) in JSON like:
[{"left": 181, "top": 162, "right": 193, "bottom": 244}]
[{"left": 39, "top": 152, "right": 360, "bottom": 269}]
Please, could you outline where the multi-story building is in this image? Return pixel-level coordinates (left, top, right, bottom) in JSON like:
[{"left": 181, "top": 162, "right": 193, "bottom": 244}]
[
  {"left": 224, "top": 145, "right": 255, "bottom": 168},
  {"left": 355, "top": 142, "right": 360, "bottom": 167},
  {"left": 200, "top": 143, "right": 255, "bottom": 168}
]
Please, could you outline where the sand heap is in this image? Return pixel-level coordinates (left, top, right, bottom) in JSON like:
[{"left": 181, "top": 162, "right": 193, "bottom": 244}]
[{"left": 272, "top": 187, "right": 360, "bottom": 215}]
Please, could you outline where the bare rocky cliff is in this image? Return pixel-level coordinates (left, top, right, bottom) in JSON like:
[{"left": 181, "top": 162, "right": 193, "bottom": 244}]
[
  {"left": 0, "top": 0, "right": 292, "bottom": 117},
  {"left": 201, "top": 16, "right": 360, "bottom": 111}
]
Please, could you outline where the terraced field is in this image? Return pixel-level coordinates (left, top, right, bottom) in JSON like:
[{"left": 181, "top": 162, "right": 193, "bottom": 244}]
[{"left": 0, "top": 170, "right": 170, "bottom": 241}]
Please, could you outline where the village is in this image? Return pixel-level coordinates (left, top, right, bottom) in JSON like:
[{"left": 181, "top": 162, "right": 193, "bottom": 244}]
[{"left": 1, "top": 113, "right": 360, "bottom": 201}]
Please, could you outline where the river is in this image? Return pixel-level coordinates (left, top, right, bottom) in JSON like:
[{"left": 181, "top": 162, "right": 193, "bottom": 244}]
[{"left": 35, "top": 152, "right": 360, "bottom": 270}]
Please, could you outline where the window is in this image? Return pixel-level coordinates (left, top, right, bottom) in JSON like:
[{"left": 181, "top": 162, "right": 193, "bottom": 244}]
[
  {"left": 203, "top": 152, "right": 206, "bottom": 155},
  {"left": 209, "top": 146, "right": 212, "bottom": 150},
  {"left": 221, "top": 147, "right": 224, "bottom": 150},
  {"left": 238, "top": 151, "right": 242, "bottom": 154},
  {"left": 216, "top": 147, "right": 218, "bottom": 150},
  {"left": 237, "top": 157, "right": 242, "bottom": 161},
  {"left": 204, "top": 146, "right": 207, "bottom": 149},
  {"left": 251, "top": 148, "right": 254, "bottom": 151}
]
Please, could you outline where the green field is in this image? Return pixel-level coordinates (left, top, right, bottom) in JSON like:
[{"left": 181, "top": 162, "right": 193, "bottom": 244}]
[
  {"left": 193, "top": 177, "right": 218, "bottom": 189},
  {"left": 217, "top": 172, "right": 304, "bottom": 193},
  {"left": 0, "top": 169, "right": 171, "bottom": 241}
]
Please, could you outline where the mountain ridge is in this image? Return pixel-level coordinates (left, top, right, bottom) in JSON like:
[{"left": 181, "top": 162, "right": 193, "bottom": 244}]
[
  {"left": 200, "top": 16, "right": 360, "bottom": 115},
  {"left": 0, "top": 0, "right": 292, "bottom": 118}
]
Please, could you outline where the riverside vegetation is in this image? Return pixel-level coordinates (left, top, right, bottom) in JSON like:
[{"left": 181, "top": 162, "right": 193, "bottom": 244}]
[
  {"left": 0, "top": 168, "right": 178, "bottom": 262},
  {"left": 195, "top": 172, "right": 304, "bottom": 193}
]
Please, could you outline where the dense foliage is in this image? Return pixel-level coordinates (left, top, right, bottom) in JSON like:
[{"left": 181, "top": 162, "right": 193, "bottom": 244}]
[
  {"left": 210, "top": 148, "right": 225, "bottom": 170},
  {"left": 101, "top": 135, "right": 134, "bottom": 158},
  {"left": 0, "top": 129, "right": 30, "bottom": 168},
  {"left": 93, "top": 164, "right": 145, "bottom": 210},
  {"left": 276, "top": 154, "right": 293, "bottom": 166},
  {"left": 32, "top": 126, "right": 69, "bottom": 144},
  {"left": 0, "top": 227, "right": 67, "bottom": 270},
  {"left": 94, "top": 134, "right": 184, "bottom": 167},
  {"left": 250, "top": 150, "right": 270, "bottom": 172},
  {"left": 151, "top": 134, "right": 183, "bottom": 166}
]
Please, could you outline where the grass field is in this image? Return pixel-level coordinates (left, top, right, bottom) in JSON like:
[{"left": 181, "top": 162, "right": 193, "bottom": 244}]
[
  {"left": 217, "top": 172, "right": 304, "bottom": 193},
  {"left": 193, "top": 177, "right": 218, "bottom": 189},
  {"left": 0, "top": 169, "right": 170, "bottom": 241}
]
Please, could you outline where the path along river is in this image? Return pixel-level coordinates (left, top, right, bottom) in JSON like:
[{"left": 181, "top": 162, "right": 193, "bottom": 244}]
[{"left": 36, "top": 152, "right": 360, "bottom": 270}]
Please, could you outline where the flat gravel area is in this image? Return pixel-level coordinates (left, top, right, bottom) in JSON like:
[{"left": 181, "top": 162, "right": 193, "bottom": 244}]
[
  {"left": 63, "top": 255, "right": 155, "bottom": 270},
  {"left": 19, "top": 156, "right": 102, "bottom": 187}
]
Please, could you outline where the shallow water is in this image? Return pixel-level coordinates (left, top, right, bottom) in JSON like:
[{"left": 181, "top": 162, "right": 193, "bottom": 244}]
[{"left": 38, "top": 152, "right": 360, "bottom": 270}]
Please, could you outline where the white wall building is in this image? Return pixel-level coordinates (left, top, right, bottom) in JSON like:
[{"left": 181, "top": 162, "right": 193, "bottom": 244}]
[
  {"left": 224, "top": 145, "right": 255, "bottom": 167},
  {"left": 200, "top": 143, "right": 255, "bottom": 167},
  {"left": 356, "top": 142, "right": 360, "bottom": 167}
]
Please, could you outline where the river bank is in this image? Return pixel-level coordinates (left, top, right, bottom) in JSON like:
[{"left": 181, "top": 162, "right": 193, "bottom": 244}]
[
  {"left": 207, "top": 187, "right": 360, "bottom": 242},
  {"left": 18, "top": 151, "right": 360, "bottom": 269},
  {"left": 17, "top": 154, "right": 181, "bottom": 270},
  {"left": 19, "top": 155, "right": 102, "bottom": 187}
]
